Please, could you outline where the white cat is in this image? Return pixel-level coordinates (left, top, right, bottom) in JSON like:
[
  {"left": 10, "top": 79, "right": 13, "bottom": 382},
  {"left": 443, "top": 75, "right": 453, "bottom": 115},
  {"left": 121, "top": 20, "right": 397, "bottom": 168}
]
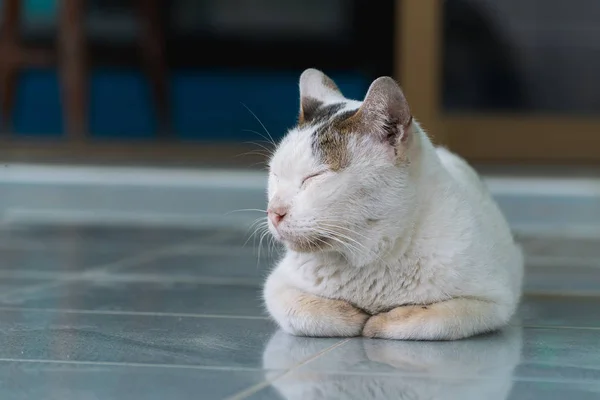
[{"left": 263, "top": 68, "right": 523, "bottom": 340}]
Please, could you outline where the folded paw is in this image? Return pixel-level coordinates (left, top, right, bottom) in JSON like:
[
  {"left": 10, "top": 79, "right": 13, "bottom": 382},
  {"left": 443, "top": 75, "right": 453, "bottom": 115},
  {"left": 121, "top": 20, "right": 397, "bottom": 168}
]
[{"left": 362, "top": 306, "right": 425, "bottom": 338}]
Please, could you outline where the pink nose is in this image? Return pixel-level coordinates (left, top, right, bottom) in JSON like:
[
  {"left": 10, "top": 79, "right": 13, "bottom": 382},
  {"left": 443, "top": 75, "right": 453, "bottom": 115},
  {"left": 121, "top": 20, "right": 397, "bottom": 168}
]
[{"left": 268, "top": 207, "right": 287, "bottom": 227}]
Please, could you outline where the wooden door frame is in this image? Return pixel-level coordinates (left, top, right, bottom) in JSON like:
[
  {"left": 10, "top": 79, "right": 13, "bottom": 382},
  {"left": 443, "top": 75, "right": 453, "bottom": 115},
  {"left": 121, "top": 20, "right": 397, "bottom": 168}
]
[{"left": 395, "top": 0, "right": 600, "bottom": 164}]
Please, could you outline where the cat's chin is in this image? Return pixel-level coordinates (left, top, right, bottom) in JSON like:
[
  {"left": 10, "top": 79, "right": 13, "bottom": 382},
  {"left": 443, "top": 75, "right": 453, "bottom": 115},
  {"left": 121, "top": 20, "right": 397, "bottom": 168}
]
[
  {"left": 269, "top": 226, "right": 334, "bottom": 253},
  {"left": 286, "top": 241, "right": 325, "bottom": 253},
  {"left": 279, "top": 235, "right": 333, "bottom": 254}
]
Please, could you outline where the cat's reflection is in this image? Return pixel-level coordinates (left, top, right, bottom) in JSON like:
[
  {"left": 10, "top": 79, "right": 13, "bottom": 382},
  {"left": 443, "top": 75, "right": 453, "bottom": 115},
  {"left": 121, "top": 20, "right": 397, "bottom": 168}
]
[{"left": 262, "top": 326, "right": 522, "bottom": 400}]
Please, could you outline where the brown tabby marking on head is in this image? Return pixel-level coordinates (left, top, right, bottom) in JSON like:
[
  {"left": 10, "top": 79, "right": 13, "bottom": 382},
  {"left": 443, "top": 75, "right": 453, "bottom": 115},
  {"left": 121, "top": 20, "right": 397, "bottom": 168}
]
[
  {"left": 299, "top": 101, "right": 345, "bottom": 127},
  {"left": 311, "top": 109, "right": 413, "bottom": 170},
  {"left": 298, "top": 97, "right": 323, "bottom": 125},
  {"left": 311, "top": 109, "right": 361, "bottom": 171}
]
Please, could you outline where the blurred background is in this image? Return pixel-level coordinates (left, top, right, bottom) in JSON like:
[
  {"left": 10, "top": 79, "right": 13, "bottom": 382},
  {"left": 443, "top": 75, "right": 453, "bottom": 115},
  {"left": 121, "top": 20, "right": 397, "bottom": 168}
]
[
  {"left": 1, "top": 2, "right": 600, "bottom": 398},
  {"left": 0, "top": 0, "right": 388, "bottom": 165},
  {"left": 1, "top": 0, "right": 599, "bottom": 165},
  {"left": 1, "top": 0, "right": 599, "bottom": 259}
]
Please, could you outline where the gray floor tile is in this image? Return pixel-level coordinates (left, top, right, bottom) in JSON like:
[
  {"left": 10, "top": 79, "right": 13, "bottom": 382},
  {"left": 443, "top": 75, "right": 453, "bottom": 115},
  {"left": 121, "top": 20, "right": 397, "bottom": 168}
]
[
  {"left": 246, "top": 374, "right": 600, "bottom": 400},
  {"left": 0, "top": 225, "right": 239, "bottom": 252},
  {"left": 525, "top": 266, "right": 600, "bottom": 295},
  {"left": 514, "top": 363, "right": 600, "bottom": 383},
  {"left": 1, "top": 222, "right": 599, "bottom": 399},
  {"left": 0, "top": 277, "right": 54, "bottom": 295},
  {"left": 0, "top": 235, "right": 42, "bottom": 250},
  {"left": 507, "top": 381, "right": 600, "bottom": 400},
  {"left": 0, "top": 247, "right": 139, "bottom": 276},
  {"left": 518, "top": 234, "right": 600, "bottom": 260},
  {"left": 0, "top": 361, "right": 268, "bottom": 400},
  {"left": 0, "top": 281, "right": 266, "bottom": 317},
  {"left": 0, "top": 309, "right": 339, "bottom": 369},
  {"left": 520, "top": 327, "right": 600, "bottom": 370},
  {"left": 117, "top": 251, "right": 278, "bottom": 282},
  {"left": 519, "top": 295, "right": 600, "bottom": 328},
  {"left": 273, "top": 326, "right": 600, "bottom": 383}
]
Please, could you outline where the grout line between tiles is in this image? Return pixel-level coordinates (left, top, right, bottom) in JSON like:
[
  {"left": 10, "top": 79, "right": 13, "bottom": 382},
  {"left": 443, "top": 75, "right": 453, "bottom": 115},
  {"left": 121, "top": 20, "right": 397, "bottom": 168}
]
[
  {"left": 0, "top": 241, "right": 276, "bottom": 260},
  {"left": 0, "top": 241, "right": 263, "bottom": 254},
  {"left": 522, "top": 292, "right": 600, "bottom": 300},
  {"left": 0, "top": 358, "right": 266, "bottom": 372},
  {"left": 0, "top": 306, "right": 270, "bottom": 320},
  {"left": 521, "top": 324, "right": 600, "bottom": 331},
  {"left": 0, "top": 227, "right": 272, "bottom": 253},
  {"left": 0, "top": 271, "right": 266, "bottom": 286},
  {"left": 226, "top": 339, "right": 351, "bottom": 400},
  {"left": 2, "top": 357, "right": 600, "bottom": 387},
  {"left": 67, "top": 274, "right": 265, "bottom": 286},
  {"left": 0, "top": 236, "right": 211, "bottom": 303},
  {"left": 4, "top": 304, "right": 600, "bottom": 331}
]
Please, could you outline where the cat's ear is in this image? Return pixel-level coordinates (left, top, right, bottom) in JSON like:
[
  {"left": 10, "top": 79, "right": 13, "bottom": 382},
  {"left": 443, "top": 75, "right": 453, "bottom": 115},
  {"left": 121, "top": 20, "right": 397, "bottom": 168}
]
[
  {"left": 299, "top": 68, "right": 345, "bottom": 124},
  {"left": 358, "top": 77, "right": 412, "bottom": 146}
]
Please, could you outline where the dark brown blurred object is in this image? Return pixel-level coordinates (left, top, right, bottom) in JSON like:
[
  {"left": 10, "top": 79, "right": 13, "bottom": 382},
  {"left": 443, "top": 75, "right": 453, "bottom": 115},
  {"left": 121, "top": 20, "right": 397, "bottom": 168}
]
[{"left": 0, "top": 0, "right": 168, "bottom": 139}]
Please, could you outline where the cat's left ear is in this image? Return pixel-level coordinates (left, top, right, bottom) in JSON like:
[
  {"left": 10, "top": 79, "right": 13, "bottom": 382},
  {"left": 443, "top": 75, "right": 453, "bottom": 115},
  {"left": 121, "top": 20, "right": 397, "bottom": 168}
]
[
  {"left": 298, "top": 69, "right": 345, "bottom": 124},
  {"left": 356, "top": 77, "right": 413, "bottom": 147}
]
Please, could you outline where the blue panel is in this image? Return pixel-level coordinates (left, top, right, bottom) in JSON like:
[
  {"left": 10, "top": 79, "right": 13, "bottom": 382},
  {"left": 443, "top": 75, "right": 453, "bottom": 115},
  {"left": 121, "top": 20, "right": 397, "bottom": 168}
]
[
  {"left": 172, "top": 71, "right": 297, "bottom": 142},
  {"left": 7, "top": 68, "right": 369, "bottom": 141},
  {"left": 90, "top": 69, "right": 157, "bottom": 139},
  {"left": 24, "top": 0, "right": 57, "bottom": 19},
  {"left": 0, "top": 0, "right": 57, "bottom": 20},
  {"left": 13, "top": 69, "right": 63, "bottom": 137},
  {"left": 172, "top": 70, "right": 369, "bottom": 142}
]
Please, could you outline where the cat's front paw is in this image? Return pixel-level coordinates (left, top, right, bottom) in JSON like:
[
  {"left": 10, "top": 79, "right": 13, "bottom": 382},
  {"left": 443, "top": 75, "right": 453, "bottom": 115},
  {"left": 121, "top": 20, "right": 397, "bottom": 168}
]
[
  {"left": 362, "top": 306, "right": 423, "bottom": 339},
  {"left": 362, "top": 314, "right": 387, "bottom": 338},
  {"left": 281, "top": 299, "right": 370, "bottom": 338},
  {"left": 308, "top": 300, "right": 369, "bottom": 337}
]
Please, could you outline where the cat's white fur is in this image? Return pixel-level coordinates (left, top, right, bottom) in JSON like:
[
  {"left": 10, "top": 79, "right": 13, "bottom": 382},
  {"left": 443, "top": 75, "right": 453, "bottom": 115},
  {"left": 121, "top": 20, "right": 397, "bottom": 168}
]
[{"left": 263, "top": 69, "right": 523, "bottom": 340}]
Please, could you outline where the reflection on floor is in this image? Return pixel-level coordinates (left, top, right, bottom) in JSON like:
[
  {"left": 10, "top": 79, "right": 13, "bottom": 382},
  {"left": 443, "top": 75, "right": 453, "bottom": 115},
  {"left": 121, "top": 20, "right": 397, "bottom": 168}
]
[{"left": 0, "top": 224, "right": 599, "bottom": 400}]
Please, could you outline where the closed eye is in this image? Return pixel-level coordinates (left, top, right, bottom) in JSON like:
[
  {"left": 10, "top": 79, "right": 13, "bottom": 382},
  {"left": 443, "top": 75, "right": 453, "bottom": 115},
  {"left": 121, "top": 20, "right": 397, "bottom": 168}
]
[{"left": 301, "top": 171, "right": 327, "bottom": 187}]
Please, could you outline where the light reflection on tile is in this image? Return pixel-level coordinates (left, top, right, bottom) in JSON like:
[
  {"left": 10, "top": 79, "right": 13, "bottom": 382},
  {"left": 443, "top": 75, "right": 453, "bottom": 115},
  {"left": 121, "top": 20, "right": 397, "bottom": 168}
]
[
  {"left": 263, "top": 328, "right": 523, "bottom": 378},
  {"left": 248, "top": 374, "right": 600, "bottom": 400},
  {"left": 0, "top": 361, "right": 267, "bottom": 400},
  {"left": 253, "top": 327, "right": 600, "bottom": 400},
  {"left": 262, "top": 326, "right": 600, "bottom": 385}
]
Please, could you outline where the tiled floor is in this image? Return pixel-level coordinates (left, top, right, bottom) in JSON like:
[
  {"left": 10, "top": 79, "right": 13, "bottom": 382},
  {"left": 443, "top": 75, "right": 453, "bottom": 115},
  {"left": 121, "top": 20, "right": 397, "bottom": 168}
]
[{"left": 0, "top": 224, "right": 599, "bottom": 399}]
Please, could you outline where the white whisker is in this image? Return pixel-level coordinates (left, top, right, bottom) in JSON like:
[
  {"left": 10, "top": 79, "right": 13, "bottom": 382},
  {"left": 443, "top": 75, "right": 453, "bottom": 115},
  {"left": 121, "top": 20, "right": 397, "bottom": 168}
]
[
  {"left": 317, "top": 224, "right": 385, "bottom": 264},
  {"left": 317, "top": 220, "right": 373, "bottom": 241},
  {"left": 243, "top": 138, "right": 274, "bottom": 152},
  {"left": 241, "top": 103, "right": 277, "bottom": 147},
  {"left": 225, "top": 208, "right": 267, "bottom": 216},
  {"left": 244, "top": 218, "right": 268, "bottom": 249},
  {"left": 257, "top": 227, "right": 272, "bottom": 266},
  {"left": 317, "top": 228, "right": 364, "bottom": 258}
]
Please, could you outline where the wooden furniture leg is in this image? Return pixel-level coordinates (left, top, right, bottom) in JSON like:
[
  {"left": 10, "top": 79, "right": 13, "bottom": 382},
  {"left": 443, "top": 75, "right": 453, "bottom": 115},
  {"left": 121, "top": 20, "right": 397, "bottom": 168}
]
[
  {"left": 0, "top": 0, "right": 21, "bottom": 134},
  {"left": 58, "top": 0, "right": 87, "bottom": 139},
  {"left": 136, "top": 0, "right": 170, "bottom": 137}
]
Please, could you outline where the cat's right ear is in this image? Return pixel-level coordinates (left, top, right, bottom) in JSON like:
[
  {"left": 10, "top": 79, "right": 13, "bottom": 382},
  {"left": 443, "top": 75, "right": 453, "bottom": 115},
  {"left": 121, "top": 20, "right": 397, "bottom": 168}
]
[{"left": 298, "top": 69, "right": 345, "bottom": 124}]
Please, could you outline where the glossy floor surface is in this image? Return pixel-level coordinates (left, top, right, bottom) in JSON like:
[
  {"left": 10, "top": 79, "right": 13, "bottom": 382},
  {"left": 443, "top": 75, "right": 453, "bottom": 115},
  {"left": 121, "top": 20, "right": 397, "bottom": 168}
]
[{"left": 0, "top": 224, "right": 599, "bottom": 400}]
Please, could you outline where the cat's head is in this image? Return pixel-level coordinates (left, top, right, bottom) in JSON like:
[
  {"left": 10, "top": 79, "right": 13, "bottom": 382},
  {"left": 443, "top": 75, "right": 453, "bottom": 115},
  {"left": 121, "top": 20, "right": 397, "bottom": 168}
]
[{"left": 267, "top": 69, "right": 423, "bottom": 264}]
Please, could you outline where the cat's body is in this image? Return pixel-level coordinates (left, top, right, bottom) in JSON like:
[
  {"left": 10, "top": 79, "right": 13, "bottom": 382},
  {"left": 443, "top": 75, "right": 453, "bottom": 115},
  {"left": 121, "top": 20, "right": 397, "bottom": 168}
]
[{"left": 263, "top": 69, "right": 523, "bottom": 340}]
